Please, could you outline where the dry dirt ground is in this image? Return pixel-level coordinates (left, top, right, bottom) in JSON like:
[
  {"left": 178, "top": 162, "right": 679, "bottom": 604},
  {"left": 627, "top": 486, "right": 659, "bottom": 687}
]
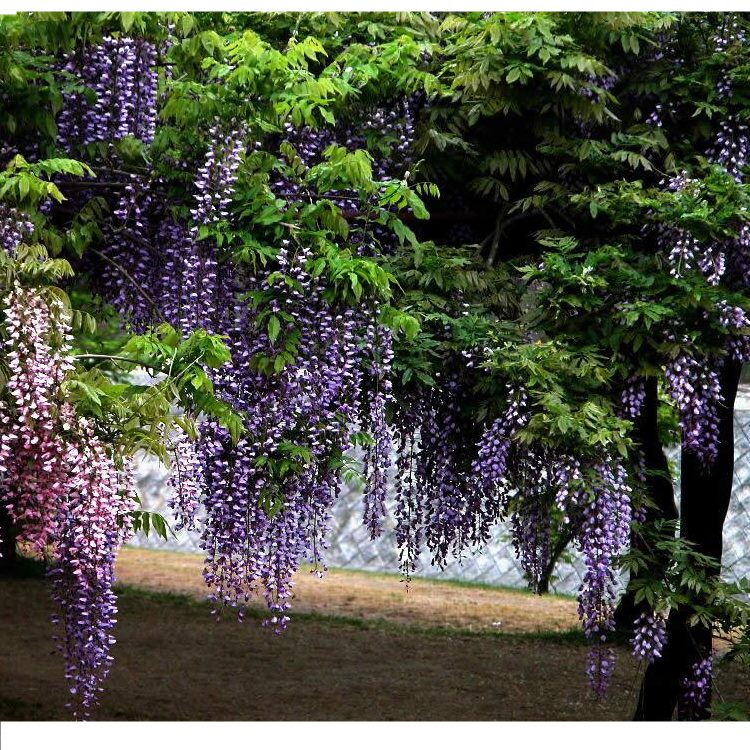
[
  {"left": 1, "top": 547, "right": 749, "bottom": 721},
  {"left": 116, "top": 547, "right": 582, "bottom": 634}
]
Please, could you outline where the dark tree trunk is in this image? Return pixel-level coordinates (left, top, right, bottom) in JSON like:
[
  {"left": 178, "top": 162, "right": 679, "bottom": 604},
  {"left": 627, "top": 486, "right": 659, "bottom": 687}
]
[
  {"left": 537, "top": 528, "right": 573, "bottom": 595},
  {"left": 0, "top": 504, "right": 17, "bottom": 574},
  {"left": 615, "top": 377, "right": 678, "bottom": 629},
  {"left": 633, "top": 359, "right": 742, "bottom": 721}
]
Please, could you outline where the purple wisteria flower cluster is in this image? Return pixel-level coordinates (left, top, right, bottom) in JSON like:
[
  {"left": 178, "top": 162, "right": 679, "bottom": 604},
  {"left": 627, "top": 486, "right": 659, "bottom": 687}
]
[
  {"left": 166, "top": 432, "right": 205, "bottom": 532},
  {"left": 680, "top": 654, "right": 714, "bottom": 718},
  {"left": 361, "top": 315, "right": 394, "bottom": 539},
  {"left": 58, "top": 35, "right": 158, "bottom": 148},
  {"left": 0, "top": 204, "right": 33, "bottom": 255},
  {"left": 665, "top": 353, "right": 723, "bottom": 465},
  {"left": 49, "top": 425, "right": 137, "bottom": 719},
  {"left": 631, "top": 611, "right": 668, "bottom": 663},
  {"left": 185, "top": 241, "right": 392, "bottom": 631},
  {"left": 389, "top": 375, "right": 634, "bottom": 696},
  {"left": 55, "top": 38, "right": 408, "bottom": 632},
  {"left": 577, "top": 459, "right": 632, "bottom": 694},
  {"left": 586, "top": 645, "right": 616, "bottom": 700},
  {"left": 618, "top": 376, "right": 646, "bottom": 421},
  {"left": 655, "top": 22, "right": 750, "bottom": 471}
]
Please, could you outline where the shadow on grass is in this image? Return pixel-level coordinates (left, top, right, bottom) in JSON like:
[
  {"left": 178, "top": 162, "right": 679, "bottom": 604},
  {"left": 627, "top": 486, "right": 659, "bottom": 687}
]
[
  {"left": 3, "top": 551, "right": 587, "bottom": 645},
  {"left": 113, "top": 583, "right": 588, "bottom": 646}
]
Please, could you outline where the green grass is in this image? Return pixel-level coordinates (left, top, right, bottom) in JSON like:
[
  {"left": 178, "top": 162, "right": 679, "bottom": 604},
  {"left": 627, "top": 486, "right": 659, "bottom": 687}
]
[
  {"left": 4, "top": 549, "right": 586, "bottom": 645},
  {"left": 113, "top": 583, "right": 588, "bottom": 646}
]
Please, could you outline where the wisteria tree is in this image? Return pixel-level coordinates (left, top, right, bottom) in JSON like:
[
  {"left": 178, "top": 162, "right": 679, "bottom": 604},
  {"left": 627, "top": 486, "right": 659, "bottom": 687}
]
[{"left": 1, "top": 10, "right": 750, "bottom": 721}]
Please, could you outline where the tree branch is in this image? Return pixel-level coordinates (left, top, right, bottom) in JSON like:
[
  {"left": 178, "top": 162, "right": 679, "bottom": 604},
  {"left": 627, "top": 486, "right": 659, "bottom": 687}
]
[{"left": 89, "top": 246, "right": 168, "bottom": 326}]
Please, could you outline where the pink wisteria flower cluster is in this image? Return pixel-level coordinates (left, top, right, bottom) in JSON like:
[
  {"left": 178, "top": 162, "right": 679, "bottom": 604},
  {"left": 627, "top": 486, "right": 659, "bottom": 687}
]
[{"left": 0, "top": 283, "right": 136, "bottom": 717}]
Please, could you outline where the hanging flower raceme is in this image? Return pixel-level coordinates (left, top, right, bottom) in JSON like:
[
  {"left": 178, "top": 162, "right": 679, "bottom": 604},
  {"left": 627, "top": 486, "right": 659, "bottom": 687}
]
[
  {"left": 618, "top": 376, "right": 646, "bottom": 421},
  {"left": 680, "top": 653, "right": 714, "bottom": 718},
  {"left": 631, "top": 611, "right": 668, "bottom": 663},
  {"left": 392, "top": 395, "right": 425, "bottom": 582},
  {"left": 0, "top": 283, "right": 137, "bottom": 717},
  {"left": 77, "top": 109, "right": 406, "bottom": 629},
  {"left": 472, "top": 385, "right": 529, "bottom": 501},
  {"left": 165, "top": 236, "right": 394, "bottom": 630},
  {"left": 0, "top": 205, "right": 34, "bottom": 256},
  {"left": 586, "top": 646, "right": 616, "bottom": 700},
  {"left": 167, "top": 432, "right": 205, "bottom": 532},
  {"left": 57, "top": 36, "right": 163, "bottom": 332},
  {"left": 576, "top": 458, "right": 632, "bottom": 697},
  {"left": 0, "top": 284, "right": 74, "bottom": 551},
  {"left": 665, "top": 352, "right": 723, "bottom": 465},
  {"left": 58, "top": 36, "right": 158, "bottom": 148},
  {"left": 361, "top": 313, "right": 394, "bottom": 539},
  {"left": 510, "top": 455, "right": 552, "bottom": 593},
  {"left": 49, "top": 415, "right": 137, "bottom": 719},
  {"left": 178, "top": 122, "right": 246, "bottom": 334}
]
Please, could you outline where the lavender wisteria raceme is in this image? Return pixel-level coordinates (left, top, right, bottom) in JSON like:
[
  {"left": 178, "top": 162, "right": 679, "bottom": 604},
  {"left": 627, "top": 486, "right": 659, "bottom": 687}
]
[
  {"left": 58, "top": 36, "right": 158, "bottom": 148},
  {"left": 0, "top": 205, "right": 33, "bottom": 255},
  {"left": 49, "top": 420, "right": 137, "bottom": 719},
  {"left": 618, "top": 376, "right": 646, "bottom": 422},
  {"left": 58, "top": 36, "right": 162, "bottom": 332},
  {"left": 179, "top": 122, "right": 245, "bottom": 334},
  {"left": 471, "top": 386, "right": 529, "bottom": 500},
  {"left": 631, "top": 611, "right": 668, "bottom": 663},
  {"left": 392, "top": 396, "right": 425, "bottom": 582},
  {"left": 510, "top": 457, "right": 552, "bottom": 593},
  {"left": 665, "top": 352, "right": 723, "bottom": 465},
  {"left": 420, "top": 375, "right": 475, "bottom": 567},
  {"left": 167, "top": 432, "right": 204, "bottom": 532},
  {"left": 361, "top": 314, "right": 394, "bottom": 539},
  {"left": 577, "top": 458, "right": 632, "bottom": 696},
  {"left": 160, "top": 233, "right": 395, "bottom": 631},
  {"left": 587, "top": 645, "right": 616, "bottom": 700}
]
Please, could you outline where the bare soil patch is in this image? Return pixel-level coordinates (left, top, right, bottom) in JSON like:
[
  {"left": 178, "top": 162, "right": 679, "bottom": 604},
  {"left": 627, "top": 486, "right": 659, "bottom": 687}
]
[{"left": 115, "top": 547, "right": 581, "bottom": 634}]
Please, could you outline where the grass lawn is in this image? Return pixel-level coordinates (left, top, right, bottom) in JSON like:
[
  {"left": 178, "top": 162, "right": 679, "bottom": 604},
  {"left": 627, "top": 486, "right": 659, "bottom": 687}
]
[{"left": 1, "top": 548, "right": 748, "bottom": 721}]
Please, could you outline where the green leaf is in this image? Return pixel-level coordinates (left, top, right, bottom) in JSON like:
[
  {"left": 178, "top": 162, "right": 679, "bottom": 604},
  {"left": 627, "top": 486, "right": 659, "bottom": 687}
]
[{"left": 268, "top": 315, "right": 281, "bottom": 343}]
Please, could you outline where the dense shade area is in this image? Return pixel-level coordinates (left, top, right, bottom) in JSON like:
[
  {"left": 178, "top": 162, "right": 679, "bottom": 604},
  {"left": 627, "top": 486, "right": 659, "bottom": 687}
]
[{"left": 2, "top": 567, "right": 749, "bottom": 721}]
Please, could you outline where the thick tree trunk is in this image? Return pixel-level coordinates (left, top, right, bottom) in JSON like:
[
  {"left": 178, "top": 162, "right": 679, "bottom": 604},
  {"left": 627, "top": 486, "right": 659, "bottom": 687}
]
[
  {"left": 615, "top": 377, "right": 678, "bottom": 629},
  {"left": 633, "top": 359, "right": 742, "bottom": 721},
  {"left": 0, "top": 504, "right": 17, "bottom": 574}
]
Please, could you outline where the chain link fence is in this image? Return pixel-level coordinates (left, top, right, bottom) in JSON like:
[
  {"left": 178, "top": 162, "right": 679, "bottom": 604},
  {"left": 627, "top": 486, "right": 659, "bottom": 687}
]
[{"left": 130, "top": 387, "right": 750, "bottom": 595}]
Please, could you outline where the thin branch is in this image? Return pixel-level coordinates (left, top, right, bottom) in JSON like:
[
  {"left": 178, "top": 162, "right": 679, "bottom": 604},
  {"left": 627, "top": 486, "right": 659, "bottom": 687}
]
[
  {"left": 75, "top": 353, "right": 168, "bottom": 373},
  {"left": 95, "top": 166, "right": 150, "bottom": 179},
  {"left": 55, "top": 180, "right": 173, "bottom": 199},
  {"left": 485, "top": 204, "right": 509, "bottom": 268},
  {"left": 89, "top": 246, "right": 168, "bottom": 325},
  {"left": 56, "top": 181, "right": 133, "bottom": 190},
  {"left": 540, "top": 207, "right": 559, "bottom": 231}
]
